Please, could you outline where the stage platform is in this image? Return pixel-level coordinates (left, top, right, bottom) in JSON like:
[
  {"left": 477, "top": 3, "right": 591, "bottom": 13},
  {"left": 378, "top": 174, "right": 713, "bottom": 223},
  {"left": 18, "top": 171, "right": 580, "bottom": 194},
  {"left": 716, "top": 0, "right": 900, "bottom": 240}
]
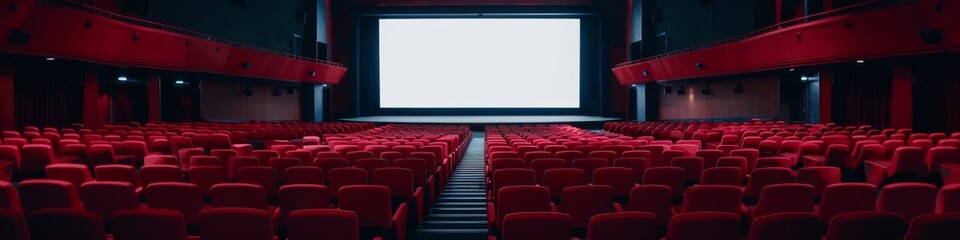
[{"left": 339, "top": 115, "right": 619, "bottom": 125}]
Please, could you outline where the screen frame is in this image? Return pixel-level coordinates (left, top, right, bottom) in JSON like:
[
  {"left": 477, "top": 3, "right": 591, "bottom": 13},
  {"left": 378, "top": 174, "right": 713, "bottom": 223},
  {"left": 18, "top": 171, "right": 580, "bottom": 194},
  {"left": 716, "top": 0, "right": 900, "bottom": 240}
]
[{"left": 355, "top": 8, "right": 603, "bottom": 116}]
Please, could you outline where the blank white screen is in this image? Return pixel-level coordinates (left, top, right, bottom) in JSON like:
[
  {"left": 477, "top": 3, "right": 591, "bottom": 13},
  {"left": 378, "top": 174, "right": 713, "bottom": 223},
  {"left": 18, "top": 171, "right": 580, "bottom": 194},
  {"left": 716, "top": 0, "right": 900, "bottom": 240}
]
[{"left": 379, "top": 18, "right": 581, "bottom": 108}]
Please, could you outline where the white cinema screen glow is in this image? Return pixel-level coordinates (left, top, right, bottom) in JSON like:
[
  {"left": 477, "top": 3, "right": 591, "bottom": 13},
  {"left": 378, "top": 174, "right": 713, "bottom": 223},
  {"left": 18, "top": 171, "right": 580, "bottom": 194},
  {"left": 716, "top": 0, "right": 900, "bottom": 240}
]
[{"left": 378, "top": 18, "right": 581, "bottom": 108}]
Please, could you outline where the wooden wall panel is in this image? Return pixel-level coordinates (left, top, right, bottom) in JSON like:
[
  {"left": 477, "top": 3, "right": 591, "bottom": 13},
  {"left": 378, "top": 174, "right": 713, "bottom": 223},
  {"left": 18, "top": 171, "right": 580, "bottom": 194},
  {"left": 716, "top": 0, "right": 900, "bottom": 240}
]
[
  {"left": 200, "top": 81, "right": 301, "bottom": 121},
  {"left": 659, "top": 77, "right": 780, "bottom": 120}
]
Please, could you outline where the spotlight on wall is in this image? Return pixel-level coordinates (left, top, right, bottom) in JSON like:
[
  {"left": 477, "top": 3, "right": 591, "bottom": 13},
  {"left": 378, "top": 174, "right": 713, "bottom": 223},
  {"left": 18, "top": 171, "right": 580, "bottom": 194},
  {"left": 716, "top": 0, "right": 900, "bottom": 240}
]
[
  {"left": 630, "top": 84, "right": 638, "bottom": 88},
  {"left": 788, "top": 68, "right": 796, "bottom": 72},
  {"left": 174, "top": 80, "right": 186, "bottom": 85},
  {"left": 45, "top": 57, "right": 55, "bottom": 61},
  {"left": 310, "top": 70, "right": 317, "bottom": 77},
  {"left": 676, "top": 86, "right": 686, "bottom": 95},
  {"left": 242, "top": 85, "right": 253, "bottom": 96},
  {"left": 271, "top": 86, "right": 282, "bottom": 96},
  {"left": 856, "top": 60, "right": 865, "bottom": 64},
  {"left": 321, "top": 84, "right": 329, "bottom": 88},
  {"left": 663, "top": 86, "right": 673, "bottom": 94},
  {"left": 733, "top": 81, "right": 744, "bottom": 94},
  {"left": 117, "top": 76, "right": 128, "bottom": 81},
  {"left": 242, "top": 62, "right": 252, "bottom": 69},
  {"left": 701, "top": 83, "right": 713, "bottom": 95}
]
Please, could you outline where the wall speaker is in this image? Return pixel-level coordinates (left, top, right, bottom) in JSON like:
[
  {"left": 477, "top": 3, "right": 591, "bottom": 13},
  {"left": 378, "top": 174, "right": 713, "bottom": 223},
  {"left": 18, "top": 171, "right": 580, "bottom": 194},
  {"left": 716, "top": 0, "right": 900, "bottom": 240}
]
[
  {"left": 701, "top": 83, "right": 712, "bottom": 95},
  {"left": 676, "top": 86, "right": 685, "bottom": 95},
  {"left": 242, "top": 86, "right": 253, "bottom": 96},
  {"left": 733, "top": 81, "right": 744, "bottom": 94},
  {"left": 663, "top": 86, "right": 673, "bottom": 94},
  {"left": 271, "top": 87, "right": 282, "bottom": 96},
  {"left": 7, "top": 29, "right": 30, "bottom": 45},
  {"left": 921, "top": 29, "right": 943, "bottom": 44}
]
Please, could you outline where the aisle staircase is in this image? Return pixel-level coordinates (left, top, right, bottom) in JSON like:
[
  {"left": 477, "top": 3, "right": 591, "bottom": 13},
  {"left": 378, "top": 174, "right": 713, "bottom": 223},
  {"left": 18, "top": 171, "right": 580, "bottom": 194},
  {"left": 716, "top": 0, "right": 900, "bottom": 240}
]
[{"left": 413, "top": 133, "right": 488, "bottom": 240}]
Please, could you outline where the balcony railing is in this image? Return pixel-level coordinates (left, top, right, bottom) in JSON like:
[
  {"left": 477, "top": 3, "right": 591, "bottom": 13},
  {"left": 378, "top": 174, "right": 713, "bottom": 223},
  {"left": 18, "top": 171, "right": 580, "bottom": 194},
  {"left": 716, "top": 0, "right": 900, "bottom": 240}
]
[
  {"left": 616, "top": 0, "right": 902, "bottom": 68},
  {"left": 54, "top": 0, "right": 343, "bottom": 67}
]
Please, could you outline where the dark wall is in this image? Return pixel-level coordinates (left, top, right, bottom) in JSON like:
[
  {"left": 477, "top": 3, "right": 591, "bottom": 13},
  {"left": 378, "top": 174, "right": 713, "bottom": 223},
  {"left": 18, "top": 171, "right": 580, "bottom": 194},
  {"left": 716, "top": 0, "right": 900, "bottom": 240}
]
[
  {"left": 145, "top": 0, "right": 309, "bottom": 54},
  {"left": 200, "top": 81, "right": 303, "bottom": 121},
  {"left": 658, "top": 77, "right": 780, "bottom": 120}
]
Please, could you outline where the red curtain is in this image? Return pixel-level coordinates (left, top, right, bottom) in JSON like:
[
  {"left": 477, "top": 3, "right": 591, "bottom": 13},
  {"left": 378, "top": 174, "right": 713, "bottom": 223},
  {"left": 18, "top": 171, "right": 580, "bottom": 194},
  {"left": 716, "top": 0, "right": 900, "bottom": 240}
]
[
  {"left": 13, "top": 61, "right": 84, "bottom": 129},
  {"left": 831, "top": 65, "right": 892, "bottom": 129}
]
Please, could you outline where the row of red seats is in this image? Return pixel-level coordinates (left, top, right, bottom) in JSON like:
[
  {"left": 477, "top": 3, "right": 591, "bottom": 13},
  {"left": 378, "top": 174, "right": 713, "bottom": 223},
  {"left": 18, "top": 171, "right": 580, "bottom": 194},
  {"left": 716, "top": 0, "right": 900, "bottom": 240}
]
[
  {"left": 0, "top": 122, "right": 373, "bottom": 181},
  {"left": 485, "top": 124, "right": 960, "bottom": 240},
  {"left": 0, "top": 123, "right": 473, "bottom": 240}
]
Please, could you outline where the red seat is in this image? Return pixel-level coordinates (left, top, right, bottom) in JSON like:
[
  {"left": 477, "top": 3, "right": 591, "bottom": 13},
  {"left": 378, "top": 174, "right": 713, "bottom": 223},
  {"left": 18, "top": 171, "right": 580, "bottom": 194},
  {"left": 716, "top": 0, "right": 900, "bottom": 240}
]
[
  {"left": 286, "top": 209, "right": 361, "bottom": 240},
  {"left": 559, "top": 185, "right": 619, "bottom": 229},
  {"left": 283, "top": 150, "right": 313, "bottom": 166},
  {"left": 730, "top": 149, "right": 760, "bottom": 172},
  {"left": 586, "top": 212, "right": 657, "bottom": 240},
  {"left": 695, "top": 150, "right": 725, "bottom": 168},
  {"left": 571, "top": 158, "right": 608, "bottom": 182},
  {"left": 188, "top": 166, "right": 229, "bottom": 196},
  {"left": 926, "top": 147, "right": 960, "bottom": 174},
  {"left": 877, "top": 182, "right": 937, "bottom": 223},
  {"left": 543, "top": 168, "right": 587, "bottom": 201},
  {"left": 146, "top": 182, "right": 206, "bottom": 225},
  {"left": 795, "top": 166, "right": 840, "bottom": 198},
  {"left": 282, "top": 166, "right": 324, "bottom": 185},
  {"left": 679, "top": 185, "right": 742, "bottom": 215},
  {"left": 238, "top": 166, "right": 280, "bottom": 198},
  {"left": 190, "top": 155, "right": 222, "bottom": 167},
  {"left": 817, "top": 183, "right": 877, "bottom": 223},
  {"left": 747, "top": 212, "right": 824, "bottom": 240},
  {"left": 747, "top": 183, "right": 815, "bottom": 220},
  {"left": 700, "top": 167, "right": 741, "bottom": 186},
  {"left": 346, "top": 151, "right": 375, "bottom": 166},
  {"left": 592, "top": 167, "right": 635, "bottom": 199},
  {"left": 251, "top": 150, "right": 280, "bottom": 166},
  {"left": 337, "top": 185, "right": 407, "bottom": 240},
  {"left": 211, "top": 183, "right": 270, "bottom": 211},
  {"left": 198, "top": 208, "right": 275, "bottom": 240},
  {"left": 530, "top": 158, "right": 567, "bottom": 184},
  {"left": 642, "top": 167, "right": 686, "bottom": 198},
  {"left": 276, "top": 184, "right": 331, "bottom": 225},
  {"left": 903, "top": 213, "right": 960, "bottom": 240},
  {"left": 327, "top": 168, "right": 368, "bottom": 198},
  {"left": 144, "top": 155, "right": 179, "bottom": 166},
  {"left": 627, "top": 185, "right": 674, "bottom": 226},
  {"left": 824, "top": 212, "right": 905, "bottom": 240},
  {"left": 79, "top": 181, "right": 141, "bottom": 222},
  {"left": 490, "top": 185, "right": 555, "bottom": 231},
  {"left": 374, "top": 167, "right": 424, "bottom": 224},
  {"left": 21, "top": 144, "right": 76, "bottom": 173},
  {"left": 44, "top": 163, "right": 93, "bottom": 193},
  {"left": 864, "top": 147, "right": 927, "bottom": 186},
  {"left": 665, "top": 212, "right": 740, "bottom": 240},
  {"left": 753, "top": 157, "right": 792, "bottom": 169},
  {"left": 139, "top": 165, "right": 184, "bottom": 188},
  {"left": 27, "top": 209, "right": 107, "bottom": 240},
  {"left": 0, "top": 181, "right": 22, "bottom": 213},
  {"left": 112, "top": 209, "right": 190, "bottom": 240},
  {"left": 937, "top": 183, "right": 960, "bottom": 213},
  {"left": 742, "top": 167, "right": 793, "bottom": 203},
  {"left": 490, "top": 169, "right": 535, "bottom": 201},
  {"left": 554, "top": 150, "right": 583, "bottom": 166},
  {"left": 613, "top": 157, "right": 648, "bottom": 183},
  {"left": 94, "top": 164, "right": 140, "bottom": 190},
  {"left": 355, "top": 158, "right": 389, "bottom": 182},
  {"left": 497, "top": 212, "right": 572, "bottom": 240},
  {"left": 17, "top": 179, "right": 83, "bottom": 214},
  {"left": 0, "top": 209, "right": 30, "bottom": 240},
  {"left": 177, "top": 148, "right": 206, "bottom": 170},
  {"left": 313, "top": 157, "right": 350, "bottom": 174},
  {"left": 587, "top": 150, "right": 618, "bottom": 165},
  {"left": 670, "top": 157, "right": 704, "bottom": 183}
]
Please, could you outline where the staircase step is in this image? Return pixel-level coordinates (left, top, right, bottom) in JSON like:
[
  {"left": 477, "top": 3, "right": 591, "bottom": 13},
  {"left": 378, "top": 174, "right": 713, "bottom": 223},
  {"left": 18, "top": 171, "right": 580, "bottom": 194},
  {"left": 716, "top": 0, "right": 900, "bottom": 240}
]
[
  {"left": 420, "top": 220, "right": 488, "bottom": 229},
  {"left": 429, "top": 207, "right": 487, "bottom": 214}
]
